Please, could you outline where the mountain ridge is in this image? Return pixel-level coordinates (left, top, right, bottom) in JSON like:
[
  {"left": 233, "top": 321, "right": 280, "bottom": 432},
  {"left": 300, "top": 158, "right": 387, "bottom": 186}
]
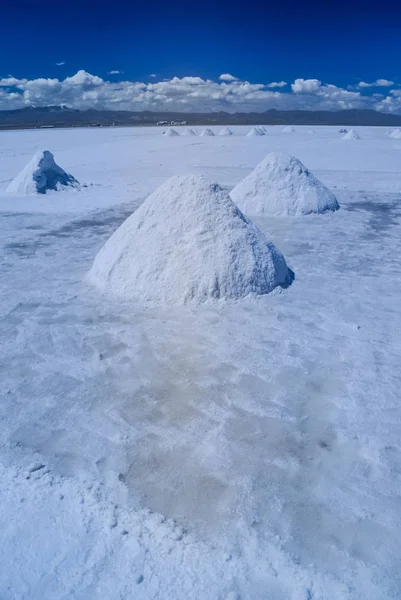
[{"left": 1, "top": 106, "right": 401, "bottom": 129}]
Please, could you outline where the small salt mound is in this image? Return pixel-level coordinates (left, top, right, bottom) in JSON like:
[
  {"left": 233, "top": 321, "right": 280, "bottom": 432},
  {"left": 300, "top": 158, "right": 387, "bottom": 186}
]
[
  {"left": 308, "top": 129, "right": 316, "bottom": 134},
  {"left": 163, "top": 128, "right": 179, "bottom": 136},
  {"left": 342, "top": 129, "right": 360, "bottom": 140},
  {"left": 218, "top": 127, "right": 233, "bottom": 136},
  {"left": 247, "top": 127, "right": 264, "bottom": 137},
  {"left": 183, "top": 128, "right": 197, "bottom": 136},
  {"left": 88, "top": 174, "right": 292, "bottom": 304},
  {"left": 389, "top": 128, "right": 401, "bottom": 139},
  {"left": 282, "top": 126, "right": 295, "bottom": 133},
  {"left": 6, "top": 150, "right": 79, "bottom": 195},
  {"left": 200, "top": 128, "right": 215, "bottom": 136},
  {"left": 230, "top": 152, "right": 339, "bottom": 217}
]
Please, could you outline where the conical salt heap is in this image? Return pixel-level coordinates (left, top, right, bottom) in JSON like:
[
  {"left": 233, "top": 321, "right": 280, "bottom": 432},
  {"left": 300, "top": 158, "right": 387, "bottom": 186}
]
[
  {"left": 230, "top": 152, "right": 339, "bottom": 217},
  {"left": 163, "top": 128, "right": 179, "bottom": 136},
  {"left": 342, "top": 129, "right": 360, "bottom": 140},
  {"left": 218, "top": 127, "right": 233, "bottom": 136},
  {"left": 282, "top": 126, "right": 295, "bottom": 133},
  {"left": 389, "top": 128, "right": 401, "bottom": 139},
  {"left": 88, "top": 174, "right": 292, "bottom": 304},
  {"left": 200, "top": 128, "right": 215, "bottom": 136},
  {"left": 183, "top": 128, "right": 197, "bottom": 136},
  {"left": 6, "top": 150, "right": 79, "bottom": 195},
  {"left": 247, "top": 127, "right": 264, "bottom": 137}
]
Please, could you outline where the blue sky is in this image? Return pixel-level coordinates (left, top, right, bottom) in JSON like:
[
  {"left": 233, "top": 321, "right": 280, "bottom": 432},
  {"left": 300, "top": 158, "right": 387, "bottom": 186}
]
[{"left": 1, "top": 0, "right": 400, "bottom": 112}]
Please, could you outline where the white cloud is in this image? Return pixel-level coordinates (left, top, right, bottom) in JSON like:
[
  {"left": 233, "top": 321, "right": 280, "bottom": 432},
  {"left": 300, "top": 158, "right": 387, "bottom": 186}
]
[
  {"left": 150, "top": 74, "right": 157, "bottom": 78},
  {"left": 0, "top": 76, "right": 28, "bottom": 87},
  {"left": 0, "top": 70, "right": 399, "bottom": 113},
  {"left": 291, "top": 78, "right": 321, "bottom": 94},
  {"left": 358, "top": 79, "right": 394, "bottom": 88},
  {"left": 266, "top": 81, "right": 287, "bottom": 88},
  {"left": 219, "top": 73, "right": 238, "bottom": 82},
  {"left": 64, "top": 70, "right": 103, "bottom": 86},
  {"left": 108, "top": 70, "right": 123, "bottom": 75},
  {"left": 56, "top": 62, "right": 65, "bottom": 66}
]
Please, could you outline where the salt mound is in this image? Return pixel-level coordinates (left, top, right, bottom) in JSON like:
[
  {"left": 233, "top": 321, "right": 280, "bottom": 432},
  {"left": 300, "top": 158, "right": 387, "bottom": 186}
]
[
  {"left": 200, "top": 128, "right": 215, "bottom": 136},
  {"left": 163, "top": 128, "right": 179, "bottom": 136},
  {"left": 389, "top": 128, "right": 401, "bottom": 139},
  {"left": 282, "top": 126, "right": 295, "bottom": 133},
  {"left": 6, "top": 150, "right": 79, "bottom": 195},
  {"left": 342, "top": 129, "right": 360, "bottom": 140},
  {"left": 183, "top": 128, "right": 197, "bottom": 136},
  {"left": 88, "top": 174, "right": 292, "bottom": 304},
  {"left": 247, "top": 127, "right": 264, "bottom": 137},
  {"left": 308, "top": 129, "right": 316, "bottom": 134},
  {"left": 218, "top": 127, "right": 233, "bottom": 136},
  {"left": 230, "top": 152, "right": 339, "bottom": 217}
]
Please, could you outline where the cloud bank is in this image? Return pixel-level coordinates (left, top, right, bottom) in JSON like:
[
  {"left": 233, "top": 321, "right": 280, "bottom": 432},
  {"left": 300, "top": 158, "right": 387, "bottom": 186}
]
[
  {"left": 0, "top": 70, "right": 400, "bottom": 113},
  {"left": 358, "top": 79, "right": 394, "bottom": 88}
]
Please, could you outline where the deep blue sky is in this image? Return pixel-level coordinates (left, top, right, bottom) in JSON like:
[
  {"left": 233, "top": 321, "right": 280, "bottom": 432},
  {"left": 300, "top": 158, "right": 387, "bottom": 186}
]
[{"left": 1, "top": 0, "right": 400, "bottom": 86}]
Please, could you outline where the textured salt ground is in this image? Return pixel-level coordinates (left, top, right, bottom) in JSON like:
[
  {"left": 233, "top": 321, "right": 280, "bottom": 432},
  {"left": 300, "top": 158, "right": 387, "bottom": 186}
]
[{"left": 0, "top": 126, "right": 401, "bottom": 599}]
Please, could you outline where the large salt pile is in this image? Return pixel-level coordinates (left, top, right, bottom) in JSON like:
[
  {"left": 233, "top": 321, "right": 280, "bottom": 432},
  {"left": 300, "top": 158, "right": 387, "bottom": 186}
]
[
  {"left": 247, "top": 127, "right": 264, "bottom": 137},
  {"left": 6, "top": 150, "right": 78, "bottom": 195},
  {"left": 200, "top": 128, "right": 215, "bottom": 136},
  {"left": 183, "top": 128, "right": 197, "bottom": 136},
  {"left": 342, "top": 129, "right": 360, "bottom": 140},
  {"left": 282, "top": 126, "right": 295, "bottom": 133},
  {"left": 389, "top": 128, "right": 401, "bottom": 139},
  {"left": 88, "top": 174, "right": 292, "bottom": 304},
  {"left": 163, "top": 128, "right": 179, "bottom": 136},
  {"left": 218, "top": 127, "right": 233, "bottom": 136},
  {"left": 230, "top": 152, "right": 339, "bottom": 217}
]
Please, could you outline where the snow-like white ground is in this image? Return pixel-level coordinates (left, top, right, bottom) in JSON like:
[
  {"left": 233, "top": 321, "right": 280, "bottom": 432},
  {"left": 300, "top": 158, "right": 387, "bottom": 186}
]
[{"left": 0, "top": 125, "right": 401, "bottom": 599}]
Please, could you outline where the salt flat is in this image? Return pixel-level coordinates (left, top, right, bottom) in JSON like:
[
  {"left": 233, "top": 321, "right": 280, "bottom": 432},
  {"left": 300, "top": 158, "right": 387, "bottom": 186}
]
[{"left": 0, "top": 125, "right": 400, "bottom": 599}]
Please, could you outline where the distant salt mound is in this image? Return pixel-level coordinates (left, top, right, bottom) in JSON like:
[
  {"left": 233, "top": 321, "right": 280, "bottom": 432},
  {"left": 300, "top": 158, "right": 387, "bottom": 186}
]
[
  {"left": 342, "top": 129, "right": 360, "bottom": 140},
  {"left": 88, "top": 174, "right": 292, "bottom": 304},
  {"left": 183, "top": 128, "right": 197, "bottom": 136},
  {"left": 218, "top": 127, "right": 233, "bottom": 136},
  {"left": 308, "top": 129, "right": 316, "bottom": 134},
  {"left": 163, "top": 128, "right": 179, "bottom": 137},
  {"left": 6, "top": 150, "right": 79, "bottom": 195},
  {"left": 282, "top": 126, "right": 295, "bottom": 133},
  {"left": 230, "top": 152, "right": 339, "bottom": 217},
  {"left": 200, "top": 128, "right": 215, "bottom": 136},
  {"left": 389, "top": 128, "right": 401, "bottom": 139},
  {"left": 247, "top": 127, "right": 265, "bottom": 137}
]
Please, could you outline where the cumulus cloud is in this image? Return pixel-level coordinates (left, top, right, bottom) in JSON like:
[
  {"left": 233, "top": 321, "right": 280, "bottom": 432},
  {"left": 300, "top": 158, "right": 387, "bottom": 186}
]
[
  {"left": 0, "top": 76, "right": 28, "bottom": 87},
  {"left": 219, "top": 73, "right": 238, "bottom": 82},
  {"left": 108, "top": 70, "right": 123, "bottom": 75},
  {"left": 358, "top": 79, "right": 394, "bottom": 88},
  {"left": 291, "top": 78, "right": 321, "bottom": 94},
  {"left": 0, "top": 70, "right": 399, "bottom": 113},
  {"left": 64, "top": 70, "right": 103, "bottom": 86}
]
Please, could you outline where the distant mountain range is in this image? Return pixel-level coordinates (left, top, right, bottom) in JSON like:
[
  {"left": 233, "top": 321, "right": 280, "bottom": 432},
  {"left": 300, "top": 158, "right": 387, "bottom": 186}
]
[{"left": 1, "top": 106, "right": 401, "bottom": 129}]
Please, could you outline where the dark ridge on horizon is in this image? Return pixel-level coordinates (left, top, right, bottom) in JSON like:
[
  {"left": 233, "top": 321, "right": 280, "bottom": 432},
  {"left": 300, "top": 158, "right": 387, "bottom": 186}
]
[{"left": 1, "top": 106, "right": 401, "bottom": 130}]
